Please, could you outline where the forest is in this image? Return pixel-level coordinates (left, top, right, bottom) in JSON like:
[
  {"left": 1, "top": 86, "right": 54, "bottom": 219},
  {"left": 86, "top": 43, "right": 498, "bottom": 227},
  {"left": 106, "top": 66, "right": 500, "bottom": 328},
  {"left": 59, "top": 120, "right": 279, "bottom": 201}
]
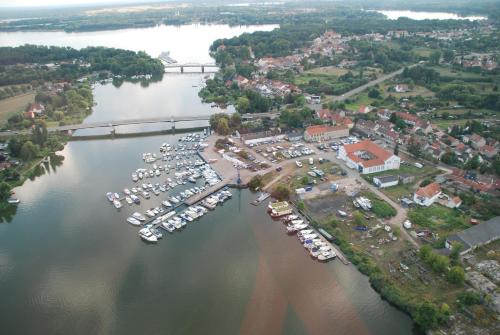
[{"left": 0, "top": 45, "right": 164, "bottom": 85}]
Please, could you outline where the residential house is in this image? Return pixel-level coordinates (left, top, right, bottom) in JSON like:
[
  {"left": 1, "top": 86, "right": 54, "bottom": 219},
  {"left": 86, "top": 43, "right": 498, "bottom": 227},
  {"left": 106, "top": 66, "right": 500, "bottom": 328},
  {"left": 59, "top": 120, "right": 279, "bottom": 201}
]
[
  {"left": 413, "top": 182, "right": 441, "bottom": 206},
  {"left": 373, "top": 175, "right": 399, "bottom": 188},
  {"left": 338, "top": 140, "right": 401, "bottom": 174},
  {"left": 304, "top": 125, "right": 349, "bottom": 142},
  {"left": 446, "top": 196, "right": 462, "bottom": 209},
  {"left": 358, "top": 105, "right": 375, "bottom": 114},
  {"left": 480, "top": 145, "right": 498, "bottom": 158},
  {"left": 470, "top": 134, "right": 486, "bottom": 149},
  {"left": 394, "top": 84, "right": 410, "bottom": 93}
]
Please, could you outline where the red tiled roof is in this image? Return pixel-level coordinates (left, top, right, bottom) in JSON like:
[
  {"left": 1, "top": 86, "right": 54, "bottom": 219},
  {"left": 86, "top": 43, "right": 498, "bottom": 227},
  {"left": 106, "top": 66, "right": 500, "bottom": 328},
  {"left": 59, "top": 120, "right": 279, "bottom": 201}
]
[
  {"left": 343, "top": 140, "right": 394, "bottom": 167},
  {"left": 415, "top": 182, "right": 441, "bottom": 199},
  {"left": 305, "top": 125, "right": 348, "bottom": 136}
]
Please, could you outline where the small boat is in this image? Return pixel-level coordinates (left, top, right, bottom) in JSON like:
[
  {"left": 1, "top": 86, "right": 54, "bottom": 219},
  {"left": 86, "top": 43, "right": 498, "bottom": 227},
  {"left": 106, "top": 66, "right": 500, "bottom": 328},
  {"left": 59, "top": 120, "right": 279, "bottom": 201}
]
[
  {"left": 162, "top": 222, "right": 175, "bottom": 232},
  {"left": 318, "top": 251, "right": 336, "bottom": 262},
  {"left": 132, "top": 174, "right": 138, "bottom": 182},
  {"left": 139, "top": 228, "right": 158, "bottom": 243},
  {"left": 106, "top": 192, "right": 114, "bottom": 202},
  {"left": 113, "top": 193, "right": 120, "bottom": 200},
  {"left": 142, "top": 192, "right": 150, "bottom": 199},
  {"left": 113, "top": 199, "right": 122, "bottom": 209},
  {"left": 146, "top": 210, "right": 155, "bottom": 217},
  {"left": 124, "top": 188, "right": 131, "bottom": 195},
  {"left": 162, "top": 200, "right": 172, "bottom": 208},
  {"left": 131, "top": 194, "right": 140, "bottom": 204},
  {"left": 125, "top": 197, "right": 133, "bottom": 205},
  {"left": 7, "top": 197, "right": 20, "bottom": 204},
  {"left": 132, "top": 212, "right": 146, "bottom": 221},
  {"left": 127, "top": 217, "right": 141, "bottom": 226}
]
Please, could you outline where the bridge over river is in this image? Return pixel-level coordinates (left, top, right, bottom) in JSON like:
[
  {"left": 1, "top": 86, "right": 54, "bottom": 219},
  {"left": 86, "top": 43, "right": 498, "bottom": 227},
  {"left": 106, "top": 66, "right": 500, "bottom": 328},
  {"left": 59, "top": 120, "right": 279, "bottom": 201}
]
[
  {"left": 163, "top": 63, "right": 219, "bottom": 73},
  {"left": 0, "top": 112, "right": 280, "bottom": 137}
]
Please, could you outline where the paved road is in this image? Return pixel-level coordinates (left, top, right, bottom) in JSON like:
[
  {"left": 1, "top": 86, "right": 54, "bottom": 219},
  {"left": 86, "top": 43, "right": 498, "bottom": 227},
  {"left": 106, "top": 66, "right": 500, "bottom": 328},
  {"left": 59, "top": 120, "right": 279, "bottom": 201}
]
[{"left": 330, "top": 63, "right": 419, "bottom": 103}]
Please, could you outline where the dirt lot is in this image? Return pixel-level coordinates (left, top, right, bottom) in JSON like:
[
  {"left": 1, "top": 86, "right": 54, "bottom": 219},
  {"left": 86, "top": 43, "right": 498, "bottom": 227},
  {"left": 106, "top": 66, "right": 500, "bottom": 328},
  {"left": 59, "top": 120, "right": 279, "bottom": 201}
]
[{"left": 0, "top": 93, "right": 35, "bottom": 124}]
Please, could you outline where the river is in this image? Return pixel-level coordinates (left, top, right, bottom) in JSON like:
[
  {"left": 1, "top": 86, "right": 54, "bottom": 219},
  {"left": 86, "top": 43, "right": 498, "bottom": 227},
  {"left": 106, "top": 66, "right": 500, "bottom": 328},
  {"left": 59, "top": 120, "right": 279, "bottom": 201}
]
[{"left": 0, "top": 24, "right": 415, "bottom": 334}]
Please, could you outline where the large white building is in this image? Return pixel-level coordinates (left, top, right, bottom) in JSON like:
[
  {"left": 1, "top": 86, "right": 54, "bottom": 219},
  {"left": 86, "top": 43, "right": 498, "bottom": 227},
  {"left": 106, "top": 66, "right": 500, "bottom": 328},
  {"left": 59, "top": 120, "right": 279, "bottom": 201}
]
[{"left": 338, "top": 140, "right": 400, "bottom": 174}]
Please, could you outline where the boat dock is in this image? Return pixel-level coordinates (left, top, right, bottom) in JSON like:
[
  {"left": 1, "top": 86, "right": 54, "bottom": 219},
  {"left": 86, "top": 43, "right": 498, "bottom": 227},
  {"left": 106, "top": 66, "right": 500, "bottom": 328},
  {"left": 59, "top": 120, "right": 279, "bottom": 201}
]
[
  {"left": 251, "top": 192, "right": 270, "bottom": 206},
  {"left": 184, "top": 180, "right": 230, "bottom": 206}
]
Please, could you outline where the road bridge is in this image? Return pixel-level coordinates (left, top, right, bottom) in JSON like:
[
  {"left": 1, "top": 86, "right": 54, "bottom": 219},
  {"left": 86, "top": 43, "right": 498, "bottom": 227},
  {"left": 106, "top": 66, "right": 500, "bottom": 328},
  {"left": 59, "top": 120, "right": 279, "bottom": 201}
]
[{"left": 163, "top": 63, "right": 218, "bottom": 73}]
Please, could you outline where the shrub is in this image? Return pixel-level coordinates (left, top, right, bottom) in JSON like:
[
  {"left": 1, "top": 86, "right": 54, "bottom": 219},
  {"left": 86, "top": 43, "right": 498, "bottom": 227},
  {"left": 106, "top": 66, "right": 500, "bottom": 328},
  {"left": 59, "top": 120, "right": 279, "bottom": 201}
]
[
  {"left": 371, "top": 199, "right": 397, "bottom": 218},
  {"left": 447, "top": 266, "right": 465, "bottom": 285}
]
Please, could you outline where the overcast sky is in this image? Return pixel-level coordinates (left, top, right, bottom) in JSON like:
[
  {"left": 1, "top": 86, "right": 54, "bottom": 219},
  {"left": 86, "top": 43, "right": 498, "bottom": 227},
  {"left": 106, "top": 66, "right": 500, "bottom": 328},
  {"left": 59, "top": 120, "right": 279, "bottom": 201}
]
[{"left": 0, "top": 0, "right": 161, "bottom": 7}]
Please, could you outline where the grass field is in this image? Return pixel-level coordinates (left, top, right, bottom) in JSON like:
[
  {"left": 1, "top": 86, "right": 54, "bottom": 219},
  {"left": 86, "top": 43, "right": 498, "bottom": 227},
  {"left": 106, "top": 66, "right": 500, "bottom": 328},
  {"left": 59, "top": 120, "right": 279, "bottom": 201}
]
[
  {"left": 304, "top": 66, "right": 349, "bottom": 76},
  {"left": 0, "top": 93, "right": 35, "bottom": 124},
  {"left": 381, "top": 83, "right": 435, "bottom": 98},
  {"left": 429, "top": 65, "right": 489, "bottom": 80}
]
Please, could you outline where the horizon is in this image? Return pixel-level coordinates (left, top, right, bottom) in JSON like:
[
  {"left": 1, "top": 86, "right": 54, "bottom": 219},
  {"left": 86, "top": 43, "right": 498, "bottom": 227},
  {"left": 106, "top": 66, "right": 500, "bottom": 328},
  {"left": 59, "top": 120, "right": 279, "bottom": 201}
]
[{"left": 0, "top": 0, "right": 174, "bottom": 9}]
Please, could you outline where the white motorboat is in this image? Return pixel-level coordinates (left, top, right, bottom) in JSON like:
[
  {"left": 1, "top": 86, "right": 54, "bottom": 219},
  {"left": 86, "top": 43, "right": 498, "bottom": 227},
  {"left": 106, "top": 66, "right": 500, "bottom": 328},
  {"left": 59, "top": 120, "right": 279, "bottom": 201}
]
[
  {"left": 124, "top": 188, "right": 131, "bottom": 195},
  {"left": 7, "top": 197, "right": 20, "bottom": 204},
  {"left": 113, "top": 200, "right": 122, "bottom": 209},
  {"left": 106, "top": 192, "right": 114, "bottom": 202},
  {"left": 146, "top": 210, "right": 155, "bottom": 217},
  {"left": 318, "top": 251, "right": 336, "bottom": 261},
  {"left": 162, "top": 200, "right": 172, "bottom": 207},
  {"left": 113, "top": 192, "right": 120, "bottom": 199},
  {"left": 132, "top": 174, "right": 138, "bottom": 182},
  {"left": 127, "top": 217, "right": 141, "bottom": 226},
  {"left": 132, "top": 212, "right": 146, "bottom": 221},
  {"left": 125, "top": 197, "right": 133, "bottom": 205},
  {"left": 139, "top": 228, "right": 158, "bottom": 243}
]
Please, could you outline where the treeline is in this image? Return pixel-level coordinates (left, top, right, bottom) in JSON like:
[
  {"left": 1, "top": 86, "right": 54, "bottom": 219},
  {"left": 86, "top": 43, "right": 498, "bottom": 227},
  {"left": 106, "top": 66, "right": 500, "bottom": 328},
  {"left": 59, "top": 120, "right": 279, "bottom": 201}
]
[{"left": 0, "top": 45, "right": 164, "bottom": 85}]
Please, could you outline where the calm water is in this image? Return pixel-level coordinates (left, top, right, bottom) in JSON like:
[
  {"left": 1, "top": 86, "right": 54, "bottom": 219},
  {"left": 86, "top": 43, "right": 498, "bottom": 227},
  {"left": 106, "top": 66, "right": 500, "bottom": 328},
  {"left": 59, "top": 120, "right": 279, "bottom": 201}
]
[
  {"left": 0, "top": 23, "right": 278, "bottom": 62},
  {"left": 0, "top": 24, "right": 415, "bottom": 334},
  {"left": 0, "top": 135, "right": 414, "bottom": 334},
  {"left": 374, "top": 10, "right": 486, "bottom": 21}
]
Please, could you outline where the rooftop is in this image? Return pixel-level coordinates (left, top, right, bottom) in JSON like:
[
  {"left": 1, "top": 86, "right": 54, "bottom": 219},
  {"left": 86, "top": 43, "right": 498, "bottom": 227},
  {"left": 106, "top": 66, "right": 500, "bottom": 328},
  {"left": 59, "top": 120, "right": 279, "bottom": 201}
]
[
  {"left": 447, "top": 216, "right": 500, "bottom": 251},
  {"left": 305, "top": 125, "right": 348, "bottom": 136},
  {"left": 415, "top": 182, "right": 441, "bottom": 199},
  {"left": 343, "top": 140, "right": 394, "bottom": 167}
]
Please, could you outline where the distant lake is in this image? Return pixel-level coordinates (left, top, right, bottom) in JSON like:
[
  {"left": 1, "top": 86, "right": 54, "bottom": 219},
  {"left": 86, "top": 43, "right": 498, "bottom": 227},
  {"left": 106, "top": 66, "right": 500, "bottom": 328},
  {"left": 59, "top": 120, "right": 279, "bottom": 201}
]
[
  {"left": 374, "top": 10, "right": 486, "bottom": 21},
  {"left": 0, "top": 23, "right": 278, "bottom": 62}
]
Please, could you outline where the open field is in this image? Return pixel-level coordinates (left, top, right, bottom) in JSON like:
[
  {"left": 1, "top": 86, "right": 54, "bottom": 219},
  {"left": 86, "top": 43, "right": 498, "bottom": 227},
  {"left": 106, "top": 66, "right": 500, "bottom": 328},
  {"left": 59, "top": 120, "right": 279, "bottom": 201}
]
[
  {"left": 0, "top": 93, "right": 35, "bottom": 124},
  {"left": 382, "top": 83, "right": 435, "bottom": 98},
  {"left": 304, "top": 66, "right": 349, "bottom": 76}
]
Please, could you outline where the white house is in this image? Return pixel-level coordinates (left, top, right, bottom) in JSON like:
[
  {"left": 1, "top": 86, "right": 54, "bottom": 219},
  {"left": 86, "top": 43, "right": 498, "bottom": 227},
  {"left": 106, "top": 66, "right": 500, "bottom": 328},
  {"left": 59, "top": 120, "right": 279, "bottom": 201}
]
[
  {"left": 413, "top": 182, "right": 441, "bottom": 206},
  {"left": 373, "top": 175, "right": 399, "bottom": 188},
  {"left": 338, "top": 140, "right": 400, "bottom": 174}
]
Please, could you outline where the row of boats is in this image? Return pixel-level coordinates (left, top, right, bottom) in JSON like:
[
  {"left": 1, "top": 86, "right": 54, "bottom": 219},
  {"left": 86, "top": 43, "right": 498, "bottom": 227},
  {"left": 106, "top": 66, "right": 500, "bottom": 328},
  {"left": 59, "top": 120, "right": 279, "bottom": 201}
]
[
  {"left": 282, "top": 214, "right": 337, "bottom": 262},
  {"left": 267, "top": 202, "right": 336, "bottom": 262},
  {"left": 132, "top": 189, "right": 233, "bottom": 243}
]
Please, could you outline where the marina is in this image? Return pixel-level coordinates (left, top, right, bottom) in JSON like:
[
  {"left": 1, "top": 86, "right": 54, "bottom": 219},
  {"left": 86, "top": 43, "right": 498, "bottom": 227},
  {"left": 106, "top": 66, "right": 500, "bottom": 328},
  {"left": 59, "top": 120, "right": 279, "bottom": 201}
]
[{"left": 104, "top": 131, "right": 238, "bottom": 243}]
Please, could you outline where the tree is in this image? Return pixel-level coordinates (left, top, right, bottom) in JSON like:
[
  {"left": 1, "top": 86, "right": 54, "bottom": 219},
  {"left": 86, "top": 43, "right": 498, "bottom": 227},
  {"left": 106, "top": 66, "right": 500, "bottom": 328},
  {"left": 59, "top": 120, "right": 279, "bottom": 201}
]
[
  {"left": 394, "top": 143, "right": 399, "bottom": 156},
  {"left": 19, "top": 141, "right": 39, "bottom": 161},
  {"left": 464, "top": 155, "right": 480, "bottom": 170},
  {"left": 271, "top": 184, "right": 290, "bottom": 201},
  {"left": 229, "top": 112, "right": 242, "bottom": 129},
  {"left": 429, "top": 50, "right": 441, "bottom": 65},
  {"left": 236, "top": 97, "right": 250, "bottom": 114},
  {"left": 216, "top": 118, "right": 230, "bottom": 136},
  {"left": 415, "top": 301, "right": 439, "bottom": 330},
  {"left": 0, "top": 182, "right": 11, "bottom": 201},
  {"left": 248, "top": 175, "right": 263, "bottom": 191},
  {"left": 442, "top": 49, "right": 454, "bottom": 63},
  {"left": 432, "top": 255, "right": 450, "bottom": 273},
  {"left": 368, "top": 88, "right": 380, "bottom": 99},
  {"left": 449, "top": 242, "right": 463, "bottom": 265},
  {"left": 441, "top": 152, "right": 458, "bottom": 166},
  {"left": 419, "top": 245, "right": 433, "bottom": 263},
  {"left": 447, "top": 266, "right": 465, "bottom": 285}
]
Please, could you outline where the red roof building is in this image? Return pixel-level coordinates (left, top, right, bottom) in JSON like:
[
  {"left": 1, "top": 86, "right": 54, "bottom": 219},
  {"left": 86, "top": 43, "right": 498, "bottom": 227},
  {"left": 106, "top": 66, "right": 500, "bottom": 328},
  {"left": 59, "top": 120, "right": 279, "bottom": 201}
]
[
  {"left": 338, "top": 140, "right": 400, "bottom": 174},
  {"left": 304, "top": 125, "right": 349, "bottom": 142}
]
